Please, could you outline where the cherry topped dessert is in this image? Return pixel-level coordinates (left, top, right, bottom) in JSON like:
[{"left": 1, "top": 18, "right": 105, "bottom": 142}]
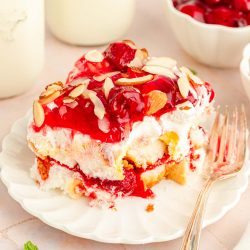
[
  {"left": 28, "top": 40, "right": 215, "bottom": 208},
  {"left": 174, "top": 0, "right": 250, "bottom": 27}
]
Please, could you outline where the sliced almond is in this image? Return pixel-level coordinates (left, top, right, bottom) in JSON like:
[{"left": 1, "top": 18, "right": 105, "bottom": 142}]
[
  {"left": 141, "top": 48, "right": 149, "bottom": 59},
  {"left": 47, "top": 81, "right": 64, "bottom": 90},
  {"left": 142, "top": 65, "right": 176, "bottom": 79},
  {"left": 115, "top": 74, "right": 153, "bottom": 86},
  {"left": 146, "top": 57, "right": 177, "bottom": 69},
  {"left": 146, "top": 90, "right": 168, "bottom": 115},
  {"left": 180, "top": 66, "right": 204, "bottom": 85},
  {"left": 177, "top": 76, "right": 190, "bottom": 98},
  {"left": 128, "top": 49, "right": 148, "bottom": 68},
  {"left": 39, "top": 90, "right": 61, "bottom": 105},
  {"left": 68, "top": 84, "right": 87, "bottom": 98},
  {"left": 103, "top": 77, "right": 114, "bottom": 98},
  {"left": 33, "top": 100, "right": 45, "bottom": 127},
  {"left": 63, "top": 96, "right": 75, "bottom": 104},
  {"left": 177, "top": 75, "right": 198, "bottom": 99},
  {"left": 40, "top": 87, "right": 57, "bottom": 98},
  {"left": 123, "top": 39, "right": 136, "bottom": 49},
  {"left": 47, "top": 84, "right": 62, "bottom": 91},
  {"left": 93, "top": 71, "right": 120, "bottom": 82},
  {"left": 70, "top": 78, "right": 90, "bottom": 87},
  {"left": 130, "top": 67, "right": 144, "bottom": 74},
  {"left": 85, "top": 50, "right": 104, "bottom": 63},
  {"left": 83, "top": 90, "right": 105, "bottom": 119}
]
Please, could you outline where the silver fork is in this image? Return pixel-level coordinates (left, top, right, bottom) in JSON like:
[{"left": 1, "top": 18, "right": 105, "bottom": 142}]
[{"left": 180, "top": 105, "right": 247, "bottom": 250}]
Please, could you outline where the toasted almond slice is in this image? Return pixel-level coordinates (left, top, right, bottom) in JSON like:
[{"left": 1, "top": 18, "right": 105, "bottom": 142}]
[
  {"left": 63, "top": 96, "right": 75, "bottom": 104},
  {"left": 33, "top": 100, "right": 45, "bottom": 127},
  {"left": 39, "top": 90, "right": 61, "bottom": 105},
  {"left": 83, "top": 90, "right": 106, "bottom": 119},
  {"left": 70, "top": 78, "right": 90, "bottom": 87},
  {"left": 116, "top": 74, "right": 153, "bottom": 86},
  {"left": 180, "top": 66, "right": 204, "bottom": 85},
  {"left": 68, "top": 84, "right": 87, "bottom": 98},
  {"left": 93, "top": 71, "right": 120, "bottom": 82},
  {"left": 177, "top": 76, "right": 190, "bottom": 98},
  {"left": 141, "top": 48, "right": 149, "bottom": 59},
  {"left": 85, "top": 50, "right": 104, "bottom": 63},
  {"left": 103, "top": 77, "right": 114, "bottom": 98},
  {"left": 142, "top": 65, "right": 176, "bottom": 79},
  {"left": 146, "top": 57, "right": 177, "bottom": 69},
  {"left": 47, "top": 84, "right": 62, "bottom": 91},
  {"left": 40, "top": 87, "right": 57, "bottom": 97},
  {"left": 123, "top": 39, "right": 136, "bottom": 49},
  {"left": 146, "top": 90, "right": 168, "bottom": 115},
  {"left": 47, "top": 81, "right": 64, "bottom": 90}
]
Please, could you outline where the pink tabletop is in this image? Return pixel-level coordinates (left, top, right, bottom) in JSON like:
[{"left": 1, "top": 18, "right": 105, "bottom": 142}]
[{"left": 1, "top": 0, "right": 250, "bottom": 249}]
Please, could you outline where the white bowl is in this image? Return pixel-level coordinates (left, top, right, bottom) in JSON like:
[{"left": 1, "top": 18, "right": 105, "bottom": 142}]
[
  {"left": 240, "top": 43, "right": 250, "bottom": 101},
  {"left": 164, "top": 0, "right": 250, "bottom": 68}
]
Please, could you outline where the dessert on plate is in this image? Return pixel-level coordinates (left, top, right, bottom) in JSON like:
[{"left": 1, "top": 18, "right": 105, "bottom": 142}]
[{"left": 27, "top": 40, "right": 214, "bottom": 208}]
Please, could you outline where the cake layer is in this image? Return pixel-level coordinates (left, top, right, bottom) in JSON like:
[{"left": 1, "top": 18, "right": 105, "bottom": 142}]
[
  {"left": 28, "top": 114, "right": 208, "bottom": 181},
  {"left": 31, "top": 139, "right": 206, "bottom": 208}
]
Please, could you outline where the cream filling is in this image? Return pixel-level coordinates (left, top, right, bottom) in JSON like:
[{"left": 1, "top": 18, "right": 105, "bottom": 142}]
[{"left": 27, "top": 100, "right": 210, "bottom": 181}]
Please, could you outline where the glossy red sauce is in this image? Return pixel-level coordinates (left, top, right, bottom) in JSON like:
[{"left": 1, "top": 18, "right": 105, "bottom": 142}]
[
  {"left": 33, "top": 42, "right": 214, "bottom": 143},
  {"left": 174, "top": 0, "right": 250, "bottom": 27}
]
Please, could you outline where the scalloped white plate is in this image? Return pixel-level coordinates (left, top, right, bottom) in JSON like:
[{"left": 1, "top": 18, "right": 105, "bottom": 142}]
[{"left": 0, "top": 111, "right": 249, "bottom": 244}]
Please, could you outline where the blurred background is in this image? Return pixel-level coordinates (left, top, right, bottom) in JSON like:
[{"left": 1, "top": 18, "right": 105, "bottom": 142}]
[{"left": 1, "top": 0, "right": 250, "bottom": 249}]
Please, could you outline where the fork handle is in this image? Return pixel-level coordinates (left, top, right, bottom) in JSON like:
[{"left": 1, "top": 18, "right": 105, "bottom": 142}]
[{"left": 180, "top": 179, "right": 214, "bottom": 250}]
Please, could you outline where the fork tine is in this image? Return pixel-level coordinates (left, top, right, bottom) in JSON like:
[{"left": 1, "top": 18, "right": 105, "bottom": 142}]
[
  {"left": 217, "top": 106, "right": 229, "bottom": 163},
  {"left": 208, "top": 106, "right": 220, "bottom": 163},
  {"left": 226, "top": 106, "right": 238, "bottom": 163},
  {"left": 236, "top": 105, "right": 247, "bottom": 164}
]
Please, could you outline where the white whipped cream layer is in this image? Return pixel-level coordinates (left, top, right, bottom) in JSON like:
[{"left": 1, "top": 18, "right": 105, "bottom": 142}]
[{"left": 27, "top": 99, "right": 211, "bottom": 181}]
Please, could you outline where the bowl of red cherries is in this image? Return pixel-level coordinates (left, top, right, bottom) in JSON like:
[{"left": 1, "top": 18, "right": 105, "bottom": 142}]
[{"left": 165, "top": 0, "right": 250, "bottom": 68}]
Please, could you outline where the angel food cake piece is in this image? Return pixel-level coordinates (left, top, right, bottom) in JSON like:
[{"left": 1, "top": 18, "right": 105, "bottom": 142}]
[{"left": 27, "top": 40, "right": 214, "bottom": 208}]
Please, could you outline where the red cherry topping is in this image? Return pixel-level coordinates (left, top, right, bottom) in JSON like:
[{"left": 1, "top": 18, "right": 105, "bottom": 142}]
[
  {"left": 33, "top": 42, "right": 214, "bottom": 144},
  {"left": 108, "top": 86, "right": 145, "bottom": 124},
  {"left": 104, "top": 42, "right": 136, "bottom": 71}
]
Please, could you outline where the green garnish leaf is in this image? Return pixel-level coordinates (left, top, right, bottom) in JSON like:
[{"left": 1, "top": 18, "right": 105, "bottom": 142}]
[
  {"left": 24, "top": 241, "right": 39, "bottom": 250},
  {"left": 189, "top": 68, "right": 197, "bottom": 75}
]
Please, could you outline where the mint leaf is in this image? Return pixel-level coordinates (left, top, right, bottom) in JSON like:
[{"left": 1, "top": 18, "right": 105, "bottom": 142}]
[
  {"left": 189, "top": 68, "right": 197, "bottom": 75},
  {"left": 24, "top": 241, "right": 39, "bottom": 250}
]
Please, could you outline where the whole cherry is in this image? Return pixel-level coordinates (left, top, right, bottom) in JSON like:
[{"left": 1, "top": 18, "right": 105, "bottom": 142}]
[
  {"left": 205, "top": 7, "right": 238, "bottom": 27},
  {"left": 233, "top": 0, "right": 250, "bottom": 12},
  {"left": 108, "top": 86, "right": 145, "bottom": 124},
  {"left": 178, "top": 4, "right": 206, "bottom": 22},
  {"left": 204, "top": 0, "right": 222, "bottom": 6},
  {"left": 104, "top": 42, "right": 136, "bottom": 71}
]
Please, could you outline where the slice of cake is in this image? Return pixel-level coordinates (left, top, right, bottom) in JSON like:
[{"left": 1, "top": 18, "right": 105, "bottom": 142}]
[{"left": 27, "top": 40, "right": 214, "bottom": 208}]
